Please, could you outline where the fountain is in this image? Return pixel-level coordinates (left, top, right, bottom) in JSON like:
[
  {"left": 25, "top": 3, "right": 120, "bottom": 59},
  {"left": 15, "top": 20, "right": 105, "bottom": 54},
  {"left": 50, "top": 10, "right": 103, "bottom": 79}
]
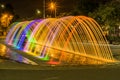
[{"left": 6, "top": 16, "right": 116, "bottom": 65}]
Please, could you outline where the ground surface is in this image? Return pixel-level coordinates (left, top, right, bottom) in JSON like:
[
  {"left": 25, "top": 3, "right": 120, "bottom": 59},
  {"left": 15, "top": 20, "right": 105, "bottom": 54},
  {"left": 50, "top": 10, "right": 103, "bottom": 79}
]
[
  {"left": 0, "top": 38, "right": 120, "bottom": 80},
  {"left": 0, "top": 62, "right": 120, "bottom": 80}
]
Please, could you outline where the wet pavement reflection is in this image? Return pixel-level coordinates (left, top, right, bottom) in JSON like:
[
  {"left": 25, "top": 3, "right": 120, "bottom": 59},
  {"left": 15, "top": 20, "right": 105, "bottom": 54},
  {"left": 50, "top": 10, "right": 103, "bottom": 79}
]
[{"left": 0, "top": 43, "right": 38, "bottom": 65}]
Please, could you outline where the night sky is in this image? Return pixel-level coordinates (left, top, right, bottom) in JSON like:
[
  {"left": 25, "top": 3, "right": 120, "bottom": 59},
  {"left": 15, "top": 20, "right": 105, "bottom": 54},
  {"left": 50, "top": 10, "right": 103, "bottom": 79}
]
[
  {"left": 0, "top": 0, "right": 75, "bottom": 18},
  {"left": 0, "top": 0, "right": 110, "bottom": 18}
]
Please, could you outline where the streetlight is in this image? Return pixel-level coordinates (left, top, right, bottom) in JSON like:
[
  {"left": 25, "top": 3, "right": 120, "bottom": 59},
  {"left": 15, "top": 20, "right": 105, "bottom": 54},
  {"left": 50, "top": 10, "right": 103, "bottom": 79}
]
[
  {"left": 0, "top": 4, "right": 5, "bottom": 16},
  {"left": 36, "top": 9, "right": 41, "bottom": 18},
  {"left": 43, "top": 0, "right": 45, "bottom": 18},
  {"left": 118, "top": 25, "right": 120, "bottom": 37},
  {"left": 0, "top": 4, "right": 5, "bottom": 9},
  {"left": 0, "top": 4, "right": 5, "bottom": 34},
  {"left": 36, "top": 9, "right": 41, "bottom": 15},
  {"left": 49, "top": 2, "right": 56, "bottom": 18},
  {"left": 1, "top": 4, "right": 5, "bottom": 9}
]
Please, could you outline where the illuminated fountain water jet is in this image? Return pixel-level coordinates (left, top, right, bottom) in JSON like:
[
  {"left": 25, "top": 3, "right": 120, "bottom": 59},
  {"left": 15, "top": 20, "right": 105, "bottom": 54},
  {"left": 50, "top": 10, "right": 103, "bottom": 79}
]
[{"left": 6, "top": 16, "right": 116, "bottom": 65}]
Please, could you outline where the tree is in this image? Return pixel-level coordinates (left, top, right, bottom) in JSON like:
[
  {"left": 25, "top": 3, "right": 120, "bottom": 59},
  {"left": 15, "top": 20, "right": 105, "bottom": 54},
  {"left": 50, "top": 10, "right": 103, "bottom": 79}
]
[
  {"left": 89, "top": 0, "right": 120, "bottom": 43},
  {"left": 0, "top": 3, "right": 14, "bottom": 27},
  {"left": 0, "top": 3, "right": 15, "bottom": 35}
]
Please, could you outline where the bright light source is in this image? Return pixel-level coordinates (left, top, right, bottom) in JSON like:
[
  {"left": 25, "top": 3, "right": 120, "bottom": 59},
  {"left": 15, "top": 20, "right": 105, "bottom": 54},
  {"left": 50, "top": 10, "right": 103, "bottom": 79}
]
[
  {"left": 119, "top": 26, "right": 120, "bottom": 29},
  {"left": 1, "top": 4, "right": 5, "bottom": 8},
  {"left": 50, "top": 2, "right": 56, "bottom": 10},
  {"left": 36, "top": 9, "right": 41, "bottom": 14},
  {"left": 48, "top": 1, "right": 57, "bottom": 17}
]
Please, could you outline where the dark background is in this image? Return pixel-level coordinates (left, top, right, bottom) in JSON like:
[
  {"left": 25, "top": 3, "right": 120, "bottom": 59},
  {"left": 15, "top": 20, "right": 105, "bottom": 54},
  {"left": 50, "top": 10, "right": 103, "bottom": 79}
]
[{"left": 0, "top": 0, "right": 112, "bottom": 18}]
